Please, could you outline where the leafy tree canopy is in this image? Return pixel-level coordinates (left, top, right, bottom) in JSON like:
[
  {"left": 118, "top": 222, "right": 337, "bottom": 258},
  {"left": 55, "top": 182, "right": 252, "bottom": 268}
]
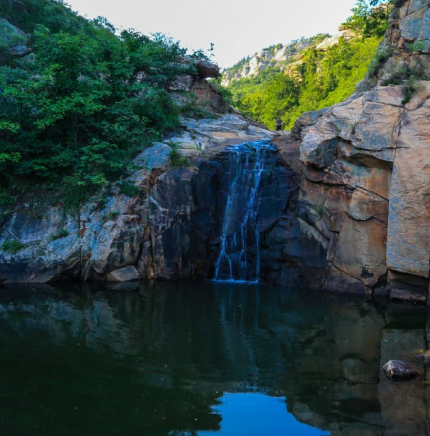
[{"left": 0, "top": 0, "right": 205, "bottom": 207}]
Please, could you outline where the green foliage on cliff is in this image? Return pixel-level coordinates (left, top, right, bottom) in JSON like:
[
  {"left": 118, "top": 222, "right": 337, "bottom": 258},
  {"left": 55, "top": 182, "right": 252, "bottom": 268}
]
[
  {"left": 227, "top": 36, "right": 381, "bottom": 130},
  {"left": 169, "top": 149, "right": 190, "bottom": 168},
  {"left": 342, "top": 0, "right": 391, "bottom": 39},
  {"left": 1, "top": 239, "right": 25, "bottom": 253},
  {"left": 0, "top": 0, "right": 203, "bottom": 206},
  {"left": 222, "top": 0, "right": 389, "bottom": 130}
]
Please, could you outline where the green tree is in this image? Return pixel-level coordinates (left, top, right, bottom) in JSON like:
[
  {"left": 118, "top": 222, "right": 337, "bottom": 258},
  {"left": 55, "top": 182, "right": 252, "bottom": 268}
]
[
  {"left": 342, "top": 0, "right": 390, "bottom": 39},
  {"left": 0, "top": 0, "right": 200, "bottom": 206}
]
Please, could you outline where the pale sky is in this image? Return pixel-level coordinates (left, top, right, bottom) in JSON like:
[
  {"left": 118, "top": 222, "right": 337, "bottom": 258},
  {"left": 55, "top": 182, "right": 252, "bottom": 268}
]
[{"left": 66, "top": 0, "right": 358, "bottom": 68}]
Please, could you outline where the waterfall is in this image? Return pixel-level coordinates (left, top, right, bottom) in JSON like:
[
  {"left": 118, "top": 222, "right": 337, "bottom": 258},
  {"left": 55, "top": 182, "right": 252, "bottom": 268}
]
[{"left": 214, "top": 141, "right": 274, "bottom": 283}]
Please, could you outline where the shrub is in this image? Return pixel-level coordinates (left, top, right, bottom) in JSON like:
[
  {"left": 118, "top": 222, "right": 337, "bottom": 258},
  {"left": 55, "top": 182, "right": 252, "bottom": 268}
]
[
  {"left": 48, "top": 229, "right": 69, "bottom": 242},
  {"left": 169, "top": 149, "right": 190, "bottom": 167},
  {"left": 368, "top": 46, "right": 393, "bottom": 77},
  {"left": 410, "top": 40, "right": 428, "bottom": 53},
  {"left": 343, "top": 0, "right": 391, "bottom": 39},
  {"left": 117, "top": 182, "right": 140, "bottom": 197},
  {"left": 103, "top": 211, "right": 120, "bottom": 222},
  {"left": 402, "top": 77, "right": 420, "bottom": 104},
  {"left": 1, "top": 239, "right": 25, "bottom": 253}
]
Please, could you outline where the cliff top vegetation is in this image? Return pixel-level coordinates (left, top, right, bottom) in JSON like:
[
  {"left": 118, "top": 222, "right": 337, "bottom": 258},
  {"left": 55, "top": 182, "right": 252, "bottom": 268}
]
[
  {"left": 0, "top": 0, "right": 208, "bottom": 208},
  {"left": 221, "top": 0, "right": 398, "bottom": 130}
]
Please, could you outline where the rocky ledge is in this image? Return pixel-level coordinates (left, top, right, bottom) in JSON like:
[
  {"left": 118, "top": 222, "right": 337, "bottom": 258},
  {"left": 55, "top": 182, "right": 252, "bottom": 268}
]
[{"left": 0, "top": 114, "right": 277, "bottom": 283}]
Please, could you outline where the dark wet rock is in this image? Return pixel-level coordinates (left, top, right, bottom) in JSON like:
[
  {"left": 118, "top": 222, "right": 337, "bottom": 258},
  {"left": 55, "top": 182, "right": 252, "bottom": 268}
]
[
  {"left": 107, "top": 266, "right": 140, "bottom": 282},
  {"left": 383, "top": 360, "right": 420, "bottom": 380}
]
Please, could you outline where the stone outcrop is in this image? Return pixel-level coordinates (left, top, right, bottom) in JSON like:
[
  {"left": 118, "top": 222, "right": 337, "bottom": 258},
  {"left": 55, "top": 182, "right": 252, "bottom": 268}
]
[
  {"left": 383, "top": 360, "right": 420, "bottom": 380},
  {"left": 221, "top": 39, "right": 313, "bottom": 87},
  {"left": 377, "top": 0, "right": 430, "bottom": 82},
  {"left": 0, "top": 17, "right": 29, "bottom": 58},
  {"left": 0, "top": 114, "right": 276, "bottom": 283},
  {"left": 264, "top": 0, "right": 430, "bottom": 303},
  {"left": 270, "top": 80, "right": 430, "bottom": 300},
  {"left": 170, "top": 59, "right": 230, "bottom": 115}
]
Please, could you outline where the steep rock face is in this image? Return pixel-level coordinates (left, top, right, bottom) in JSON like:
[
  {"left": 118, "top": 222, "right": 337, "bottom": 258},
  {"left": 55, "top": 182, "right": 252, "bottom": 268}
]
[
  {"left": 0, "top": 114, "right": 278, "bottom": 283},
  {"left": 147, "top": 138, "right": 290, "bottom": 281},
  {"left": 380, "top": 0, "right": 430, "bottom": 81},
  {"left": 269, "top": 0, "right": 430, "bottom": 302},
  {"left": 170, "top": 61, "right": 230, "bottom": 115},
  {"left": 274, "top": 83, "right": 430, "bottom": 300}
]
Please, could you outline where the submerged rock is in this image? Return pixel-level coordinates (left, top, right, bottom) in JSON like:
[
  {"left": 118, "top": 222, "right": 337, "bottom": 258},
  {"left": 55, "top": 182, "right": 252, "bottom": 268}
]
[{"left": 383, "top": 360, "right": 420, "bottom": 380}]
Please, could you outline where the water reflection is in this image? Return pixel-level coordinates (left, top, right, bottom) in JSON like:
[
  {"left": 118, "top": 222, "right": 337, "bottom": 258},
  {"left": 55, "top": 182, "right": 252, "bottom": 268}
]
[
  {"left": 0, "top": 281, "right": 427, "bottom": 436},
  {"left": 199, "top": 393, "right": 330, "bottom": 436}
]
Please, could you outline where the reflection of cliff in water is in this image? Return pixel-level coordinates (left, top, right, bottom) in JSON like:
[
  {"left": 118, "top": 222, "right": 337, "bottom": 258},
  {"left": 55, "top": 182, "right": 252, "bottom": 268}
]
[{"left": 0, "top": 282, "right": 428, "bottom": 435}]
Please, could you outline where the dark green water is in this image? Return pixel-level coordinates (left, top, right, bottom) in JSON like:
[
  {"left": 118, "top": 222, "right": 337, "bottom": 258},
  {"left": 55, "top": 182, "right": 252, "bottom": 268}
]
[{"left": 0, "top": 282, "right": 428, "bottom": 436}]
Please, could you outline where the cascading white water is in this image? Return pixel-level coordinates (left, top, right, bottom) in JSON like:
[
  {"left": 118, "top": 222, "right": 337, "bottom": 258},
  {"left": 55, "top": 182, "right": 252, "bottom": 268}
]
[{"left": 214, "top": 141, "right": 274, "bottom": 283}]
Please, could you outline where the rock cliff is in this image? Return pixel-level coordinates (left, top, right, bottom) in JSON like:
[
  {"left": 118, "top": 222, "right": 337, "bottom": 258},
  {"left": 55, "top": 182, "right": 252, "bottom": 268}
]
[
  {"left": 221, "top": 38, "right": 313, "bottom": 86},
  {"left": 269, "top": 0, "right": 430, "bottom": 303},
  {"left": 221, "top": 30, "right": 353, "bottom": 87},
  {"left": 0, "top": 112, "right": 275, "bottom": 283}
]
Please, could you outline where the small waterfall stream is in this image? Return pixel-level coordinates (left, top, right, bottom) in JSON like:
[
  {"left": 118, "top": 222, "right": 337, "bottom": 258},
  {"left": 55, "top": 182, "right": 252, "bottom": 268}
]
[{"left": 214, "top": 141, "right": 275, "bottom": 283}]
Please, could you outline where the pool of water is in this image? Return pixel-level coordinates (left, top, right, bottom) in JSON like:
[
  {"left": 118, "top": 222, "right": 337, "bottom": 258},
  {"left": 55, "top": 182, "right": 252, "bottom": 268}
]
[{"left": 0, "top": 281, "right": 428, "bottom": 436}]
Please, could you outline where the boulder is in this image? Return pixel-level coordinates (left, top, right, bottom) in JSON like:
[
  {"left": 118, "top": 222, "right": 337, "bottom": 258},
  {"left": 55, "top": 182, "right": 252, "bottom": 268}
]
[
  {"left": 352, "top": 102, "right": 401, "bottom": 152},
  {"left": 190, "top": 78, "right": 229, "bottom": 114},
  {"left": 0, "top": 18, "right": 28, "bottom": 57},
  {"left": 183, "top": 56, "right": 221, "bottom": 79},
  {"left": 383, "top": 360, "right": 420, "bottom": 380},
  {"left": 193, "top": 59, "right": 221, "bottom": 79},
  {"left": 107, "top": 266, "right": 139, "bottom": 282},
  {"left": 347, "top": 187, "right": 389, "bottom": 224}
]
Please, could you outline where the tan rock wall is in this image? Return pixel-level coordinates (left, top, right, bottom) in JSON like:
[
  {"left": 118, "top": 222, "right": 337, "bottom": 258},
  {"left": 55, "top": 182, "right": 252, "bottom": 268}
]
[
  {"left": 387, "top": 93, "right": 430, "bottom": 278},
  {"left": 289, "top": 15, "right": 430, "bottom": 301}
]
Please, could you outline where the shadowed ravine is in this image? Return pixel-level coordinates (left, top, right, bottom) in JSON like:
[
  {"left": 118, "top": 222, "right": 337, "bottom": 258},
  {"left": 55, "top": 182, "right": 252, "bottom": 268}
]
[{"left": 0, "top": 282, "right": 428, "bottom": 435}]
